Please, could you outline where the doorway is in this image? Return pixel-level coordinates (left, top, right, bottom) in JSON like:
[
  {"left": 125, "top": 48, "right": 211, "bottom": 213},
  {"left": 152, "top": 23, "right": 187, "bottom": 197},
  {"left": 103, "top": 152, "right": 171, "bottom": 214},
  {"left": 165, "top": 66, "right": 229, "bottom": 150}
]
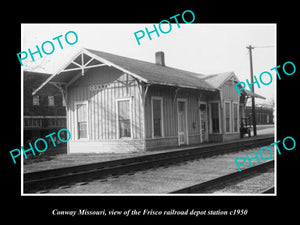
[
  {"left": 199, "top": 102, "right": 208, "bottom": 143},
  {"left": 177, "top": 99, "right": 188, "bottom": 146}
]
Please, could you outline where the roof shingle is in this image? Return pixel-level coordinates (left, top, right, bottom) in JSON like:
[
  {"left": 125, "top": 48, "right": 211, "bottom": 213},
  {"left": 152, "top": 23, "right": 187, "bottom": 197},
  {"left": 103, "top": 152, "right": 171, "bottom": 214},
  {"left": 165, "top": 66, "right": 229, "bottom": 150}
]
[
  {"left": 32, "top": 48, "right": 265, "bottom": 100},
  {"left": 85, "top": 48, "right": 214, "bottom": 90}
]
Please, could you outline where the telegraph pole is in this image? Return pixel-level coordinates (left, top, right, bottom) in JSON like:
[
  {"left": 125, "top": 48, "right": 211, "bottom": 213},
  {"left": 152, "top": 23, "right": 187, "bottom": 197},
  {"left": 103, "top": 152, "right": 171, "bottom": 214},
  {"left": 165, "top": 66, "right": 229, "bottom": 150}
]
[{"left": 246, "top": 45, "right": 257, "bottom": 136}]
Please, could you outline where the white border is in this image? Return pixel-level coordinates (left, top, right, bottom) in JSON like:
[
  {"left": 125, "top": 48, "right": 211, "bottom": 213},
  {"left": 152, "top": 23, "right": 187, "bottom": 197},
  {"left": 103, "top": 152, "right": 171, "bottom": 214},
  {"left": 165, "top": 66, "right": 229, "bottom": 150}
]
[
  {"left": 274, "top": 23, "right": 277, "bottom": 196},
  {"left": 21, "top": 24, "right": 24, "bottom": 195}
]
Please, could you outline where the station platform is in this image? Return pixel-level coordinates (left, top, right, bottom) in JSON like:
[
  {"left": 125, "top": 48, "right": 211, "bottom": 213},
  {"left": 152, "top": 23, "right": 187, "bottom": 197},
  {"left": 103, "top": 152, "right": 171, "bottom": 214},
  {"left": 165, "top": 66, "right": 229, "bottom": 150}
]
[{"left": 23, "top": 126, "right": 274, "bottom": 173}]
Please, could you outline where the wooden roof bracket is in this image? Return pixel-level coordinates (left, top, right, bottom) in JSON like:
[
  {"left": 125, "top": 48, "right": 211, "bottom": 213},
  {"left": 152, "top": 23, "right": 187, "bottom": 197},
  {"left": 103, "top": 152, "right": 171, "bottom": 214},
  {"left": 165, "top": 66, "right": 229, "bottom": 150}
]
[
  {"left": 61, "top": 52, "right": 107, "bottom": 76},
  {"left": 142, "top": 83, "right": 151, "bottom": 107},
  {"left": 173, "top": 87, "right": 180, "bottom": 105},
  {"left": 115, "top": 73, "right": 136, "bottom": 94},
  {"left": 218, "top": 88, "right": 223, "bottom": 109},
  {"left": 50, "top": 82, "right": 67, "bottom": 109},
  {"left": 198, "top": 90, "right": 203, "bottom": 106},
  {"left": 136, "top": 79, "right": 151, "bottom": 107}
]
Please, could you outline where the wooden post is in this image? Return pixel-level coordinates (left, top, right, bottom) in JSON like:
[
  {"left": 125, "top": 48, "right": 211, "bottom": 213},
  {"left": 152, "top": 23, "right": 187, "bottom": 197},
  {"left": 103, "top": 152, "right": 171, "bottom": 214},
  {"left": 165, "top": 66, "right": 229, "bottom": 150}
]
[{"left": 246, "top": 45, "right": 257, "bottom": 136}]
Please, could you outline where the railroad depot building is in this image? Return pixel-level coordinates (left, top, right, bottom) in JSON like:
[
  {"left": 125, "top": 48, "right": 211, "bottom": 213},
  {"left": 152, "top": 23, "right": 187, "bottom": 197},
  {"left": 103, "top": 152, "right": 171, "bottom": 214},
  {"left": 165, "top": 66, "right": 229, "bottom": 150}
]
[
  {"left": 24, "top": 71, "right": 66, "bottom": 142},
  {"left": 33, "top": 48, "right": 264, "bottom": 153}
]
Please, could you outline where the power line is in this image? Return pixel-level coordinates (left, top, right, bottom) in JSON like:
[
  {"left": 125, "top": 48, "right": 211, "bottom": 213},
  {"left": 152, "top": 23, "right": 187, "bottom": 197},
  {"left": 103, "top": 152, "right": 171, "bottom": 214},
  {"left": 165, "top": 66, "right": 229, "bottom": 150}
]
[{"left": 252, "top": 45, "right": 275, "bottom": 49}]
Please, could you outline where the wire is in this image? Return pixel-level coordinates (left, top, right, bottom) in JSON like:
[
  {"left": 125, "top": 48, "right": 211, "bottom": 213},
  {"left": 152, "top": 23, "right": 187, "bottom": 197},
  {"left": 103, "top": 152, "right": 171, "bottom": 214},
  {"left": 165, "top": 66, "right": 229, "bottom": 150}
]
[{"left": 253, "top": 45, "right": 275, "bottom": 48}]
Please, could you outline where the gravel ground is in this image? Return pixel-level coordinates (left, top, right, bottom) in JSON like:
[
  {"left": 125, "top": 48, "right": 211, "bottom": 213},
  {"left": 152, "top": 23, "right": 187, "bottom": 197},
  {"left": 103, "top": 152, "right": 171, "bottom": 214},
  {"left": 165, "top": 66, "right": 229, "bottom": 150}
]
[
  {"left": 42, "top": 147, "right": 275, "bottom": 194},
  {"left": 212, "top": 168, "right": 274, "bottom": 194}
]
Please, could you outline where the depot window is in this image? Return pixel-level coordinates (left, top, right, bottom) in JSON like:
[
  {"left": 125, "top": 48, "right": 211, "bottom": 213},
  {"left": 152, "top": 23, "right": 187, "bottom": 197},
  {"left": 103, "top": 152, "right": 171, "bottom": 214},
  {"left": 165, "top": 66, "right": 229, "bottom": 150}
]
[
  {"left": 151, "top": 97, "right": 164, "bottom": 138},
  {"left": 48, "top": 96, "right": 55, "bottom": 106},
  {"left": 232, "top": 102, "right": 239, "bottom": 132},
  {"left": 210, "top": 102, "right": 220, "bottom": 133},
  {"left": 76, "top": 102, "right": 88, "bottom": 139},
  {"left": 117, "top": 99, "right": 132, "bottom": 138},
  {"left": 33, "top": 95, "right": 39, "bottom": 106},
  {"left": 224, "top": 102, "right": 231, "bottom": 133}
]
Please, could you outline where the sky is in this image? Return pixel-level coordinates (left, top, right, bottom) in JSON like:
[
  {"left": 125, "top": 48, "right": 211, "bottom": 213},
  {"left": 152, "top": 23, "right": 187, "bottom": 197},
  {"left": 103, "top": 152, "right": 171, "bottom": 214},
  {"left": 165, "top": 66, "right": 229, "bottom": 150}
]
[{"left": 21, "top": 23, "right": 276, "bottom": 104}]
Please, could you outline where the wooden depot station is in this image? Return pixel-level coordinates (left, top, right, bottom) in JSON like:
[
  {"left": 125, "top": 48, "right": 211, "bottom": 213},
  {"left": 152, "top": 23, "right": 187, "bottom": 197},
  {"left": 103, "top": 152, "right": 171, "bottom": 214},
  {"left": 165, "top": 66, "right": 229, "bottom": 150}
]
[{"left": 33, "top": 48, "right": 265, "bottom": 153}]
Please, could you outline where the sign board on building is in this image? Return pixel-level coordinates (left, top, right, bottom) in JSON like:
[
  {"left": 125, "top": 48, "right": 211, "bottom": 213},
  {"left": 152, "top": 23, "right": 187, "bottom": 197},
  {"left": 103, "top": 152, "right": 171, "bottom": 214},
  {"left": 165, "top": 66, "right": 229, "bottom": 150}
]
[{"left": 89, "top": 83, "right": 112, "bottom": 91}]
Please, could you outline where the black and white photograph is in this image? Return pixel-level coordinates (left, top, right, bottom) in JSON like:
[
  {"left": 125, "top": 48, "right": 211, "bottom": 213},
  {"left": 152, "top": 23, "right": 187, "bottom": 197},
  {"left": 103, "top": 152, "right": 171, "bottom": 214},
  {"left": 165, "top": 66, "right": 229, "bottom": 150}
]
[
  {"left": 6, "top": 6, "right": 298, "bottom": 224},
  {"left": 21, "top": 23, "right": 276, "bottom": 195}
]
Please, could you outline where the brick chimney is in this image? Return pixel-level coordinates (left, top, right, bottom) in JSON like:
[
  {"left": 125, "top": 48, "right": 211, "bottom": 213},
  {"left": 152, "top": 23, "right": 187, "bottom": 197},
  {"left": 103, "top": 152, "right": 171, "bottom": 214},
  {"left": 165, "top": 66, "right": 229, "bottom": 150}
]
[{"left": 155, "top": 51, "right": 165, "bottom": 66}]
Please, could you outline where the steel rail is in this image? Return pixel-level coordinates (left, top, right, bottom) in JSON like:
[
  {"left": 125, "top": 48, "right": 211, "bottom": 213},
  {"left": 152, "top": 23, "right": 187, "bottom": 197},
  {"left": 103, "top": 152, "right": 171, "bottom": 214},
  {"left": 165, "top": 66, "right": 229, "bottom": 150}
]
[
  {"left": 24, "top": 135, "right": 274, "bottom": 193},
  {"left": 169, "top": 160, "right": 274, "bottom": 193}
]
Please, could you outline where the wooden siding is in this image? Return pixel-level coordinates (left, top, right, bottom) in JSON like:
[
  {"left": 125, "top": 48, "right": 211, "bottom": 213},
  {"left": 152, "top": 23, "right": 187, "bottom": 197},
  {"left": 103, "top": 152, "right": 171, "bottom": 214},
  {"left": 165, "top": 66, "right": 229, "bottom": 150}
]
[
  {"left": 66, "top": 66, "right": 144, "bottom": 141},
  {"left": 219, "top": 79, "right": 240, "bottom": 135},
  {"left": 144, "top": 85, "right": 208, "bottom": 146},
  {"left": 144, "top": 86, "right": 176, "bottom": 139},
  {"left": 220, "top": 79, "right": 239, "bottom": 102},
  {"left": 65, "top": 66, "right": 244, "bottom": 152}
]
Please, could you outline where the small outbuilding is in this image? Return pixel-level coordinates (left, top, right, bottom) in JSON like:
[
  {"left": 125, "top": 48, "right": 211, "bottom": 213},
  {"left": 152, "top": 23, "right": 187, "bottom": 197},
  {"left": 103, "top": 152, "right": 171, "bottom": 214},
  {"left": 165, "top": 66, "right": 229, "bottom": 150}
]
[{"left": 33, "top": 48, "right": 265, "bottom": 153}]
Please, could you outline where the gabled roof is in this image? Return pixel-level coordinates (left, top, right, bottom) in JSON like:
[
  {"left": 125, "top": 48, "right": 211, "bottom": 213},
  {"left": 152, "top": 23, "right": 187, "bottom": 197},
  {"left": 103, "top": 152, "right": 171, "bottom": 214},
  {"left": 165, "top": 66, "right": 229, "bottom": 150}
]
[
  {"left": 33, "top": 48, "right": 215, "bottom": 95},
  {"left": 199, "top": 71, "right": 266, "bottom": 99},
  {"left": 85, "top": 48, "right": 214, "bottom": 90},
  {"left": 32, "top": 48, "right": 266, "bottom": 100},
  {"left": 202, "top": 71, "right": 239, "bottom": 89}
]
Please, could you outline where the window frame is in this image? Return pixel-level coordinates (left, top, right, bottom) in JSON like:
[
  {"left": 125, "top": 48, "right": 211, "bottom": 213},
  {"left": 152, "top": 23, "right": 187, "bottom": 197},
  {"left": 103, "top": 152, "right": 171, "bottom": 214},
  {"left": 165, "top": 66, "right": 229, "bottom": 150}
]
[
  {"left": 116, "top": 97, "right": 133, "bottom": 139},
  {"left": 151, "top": 96, "right": 164, "bottom": 139},
  {"left": 48, "top": 96, "right": 55, "bottom": 106},
  {"left": 224, "top": 101, "right": 232, "bottom": 133},
  {"left": 33, "top": 95, "right": 39, "bottom": 106},
  {"left": 232, "top": 102, "right": 239, "bottom": 133},
  {"left": 199, "top": 101, "right": 208, "bottom": 143},
  {"left": 75, "top": 101, "right": 89, "bottom": 140},
  {"left": 177, "top": 98, "right": 189, "bottom": 145},
  {"left": 209, "top": 101, "right": 221, "bottom": 134}
]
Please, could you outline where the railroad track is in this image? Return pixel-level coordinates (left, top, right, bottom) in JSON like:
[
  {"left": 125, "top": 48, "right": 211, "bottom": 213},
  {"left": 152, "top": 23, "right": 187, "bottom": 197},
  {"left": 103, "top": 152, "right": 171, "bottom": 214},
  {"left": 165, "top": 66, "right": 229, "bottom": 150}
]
[
  {"left": 24, "top": 135, "right": 274, "bottom": 193},
  {"left": 169, "top": 160, "right": 274, "bottom": 194}
]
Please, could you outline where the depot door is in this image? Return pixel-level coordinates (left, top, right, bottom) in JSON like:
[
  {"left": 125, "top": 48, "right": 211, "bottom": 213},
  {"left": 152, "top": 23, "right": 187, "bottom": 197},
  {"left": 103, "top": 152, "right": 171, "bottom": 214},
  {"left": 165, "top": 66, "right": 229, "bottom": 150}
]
[
  {"left": 199, "top": 103, "right": 208, "bottom": 143},
  {"left": 177, "top": 99, "right": 188, "bottom": 146}
]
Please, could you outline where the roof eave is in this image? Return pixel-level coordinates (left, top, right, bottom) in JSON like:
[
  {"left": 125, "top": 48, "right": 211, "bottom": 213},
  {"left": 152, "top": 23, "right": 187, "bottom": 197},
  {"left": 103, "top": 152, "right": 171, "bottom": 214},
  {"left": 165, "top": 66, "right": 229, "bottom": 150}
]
[
  {"left": 83, "top": 49, "right": 148, "bottom": 83},
  {"left": 32, "top": 48, "right": 149, "bottom": 95},
  {"left": 148, "top": 81, "right": 216, "bottom": 91},
  {"left": 243, "top": 89, "right": 266, "bottom": 99}
]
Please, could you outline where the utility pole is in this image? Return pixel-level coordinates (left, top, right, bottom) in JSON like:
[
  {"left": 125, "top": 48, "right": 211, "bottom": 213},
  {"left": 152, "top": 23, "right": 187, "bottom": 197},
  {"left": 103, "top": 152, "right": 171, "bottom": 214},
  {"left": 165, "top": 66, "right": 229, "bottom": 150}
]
[{"left": 246, "top": 45, "right": 257, "bottom": 136}]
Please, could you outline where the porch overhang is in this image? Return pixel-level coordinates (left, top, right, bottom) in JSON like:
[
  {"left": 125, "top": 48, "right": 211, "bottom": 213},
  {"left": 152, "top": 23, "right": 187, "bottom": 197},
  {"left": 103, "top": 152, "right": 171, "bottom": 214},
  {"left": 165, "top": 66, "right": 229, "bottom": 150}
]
[{"left": 244, "top": 89, "right": 266, "bottom": 99}]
